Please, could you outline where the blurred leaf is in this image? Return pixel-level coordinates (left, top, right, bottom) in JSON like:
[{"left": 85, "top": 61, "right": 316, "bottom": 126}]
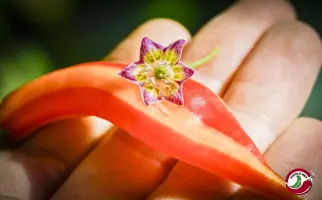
[
  {"left": 0, "top": 44, "right": 53, "bottom": 98},
  {"left": 145, "top": 0, "right": 199, "bottom": 29},
  {"left": 300, "top": 72, "right": 322, "bottom": 120},
  {"left": 10, "top": 0, "right": 75, "bottom": 23},
  {"left": 0, "top": 2, "right": 8, "bottom": 39}
]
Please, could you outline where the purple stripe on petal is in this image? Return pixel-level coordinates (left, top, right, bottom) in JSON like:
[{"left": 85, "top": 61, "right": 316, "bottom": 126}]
[
  {"left": 181, "top": 63, "right": 196, "bottom": 81},
  {"left": 174, "top": 62, "right": 196, "bottom": 84},
  {"left": 140, "top": 37, "right": 165, "bottom": 62},
  {"left": 140, "top": 83, "right": 162, "bottom": 106},
  {"left": 162, "top": 85, "right": 184, "bottom": 106},
  {"left": 118, "top": 61, "right": 144, "bottom": 85},
  {"left": 164, "top": 39, "right": 186, "bottom": 64}
]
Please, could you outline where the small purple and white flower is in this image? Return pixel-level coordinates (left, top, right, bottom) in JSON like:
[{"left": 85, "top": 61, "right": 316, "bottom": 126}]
[{"left": 118, "top": 37, "right": 195, "bottom": 106}]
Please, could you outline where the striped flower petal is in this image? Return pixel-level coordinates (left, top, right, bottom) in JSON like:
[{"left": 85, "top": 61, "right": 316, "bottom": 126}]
[
  {"left": 161, "top": 81, "right": 184, "bottom": 106},
  {"left": 164, "top": 39, "right": 186, "bottom": 65},
  {"left": 171, "top": 62, "right": 195, "bottom": 84},
  {"left": 118, "top": 62, "right": 147, "bottom": 85},
  {"left": 140, "top": 79, "right": 162, "bottom": 106},
  {"left": 140, "top": 37, "right": 165, "bottom": 66},
  {"left": 119, "top": 38, "right": 196, "bottom": 106}
]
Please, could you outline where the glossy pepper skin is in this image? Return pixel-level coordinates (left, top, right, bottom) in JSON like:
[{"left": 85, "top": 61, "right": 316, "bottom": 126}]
[{"left": 0, "top": 61, "right": 301, "bottom": 200}]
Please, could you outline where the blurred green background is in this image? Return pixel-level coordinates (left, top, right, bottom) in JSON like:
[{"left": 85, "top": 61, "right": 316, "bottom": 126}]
[{"left": 0, "top": 0, "right": 321, "bottom": 119}]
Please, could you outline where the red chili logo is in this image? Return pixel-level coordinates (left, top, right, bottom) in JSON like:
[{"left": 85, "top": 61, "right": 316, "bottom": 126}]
[{"left": 285, "top": 168, "right": 313, "bottom": 195}]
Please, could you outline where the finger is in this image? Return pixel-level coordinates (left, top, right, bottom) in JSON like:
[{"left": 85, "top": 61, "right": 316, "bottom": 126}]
[
  {"left": 0, "top": 117, "right": 113, "bottom": 200},
  {"left": 266, "top": 118, "right": 322, "bottom": 200},
  {"left": 105, "top": 18, "right": 190, "bottom": 63},
  {"left": 223, "top": 21, "right": 322, "bottom": 152},
  {"left": 50, "top": 18, "right": 191, "bottom": 200},
  {"left": 183, "top": 0, "right": 296, "bottom": 95},
  {"left": 52, "top": 129, "right": 175, "bottom": 200},
  {"left": 148, "top": 0, "right": 297, "bottom": 199},
  {"left": 147, "top": 162, "right": 234, "bottom": 200},
  {"left": 232, "top": 117, "right": 322, "bottom": 200}
]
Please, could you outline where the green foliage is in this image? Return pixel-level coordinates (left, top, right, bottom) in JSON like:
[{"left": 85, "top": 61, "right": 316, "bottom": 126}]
[
  {"left": 0, "top": 45, "right": 53, "bottom": 98},
  {"left": 10, "top": 0, "right": 75, "bottom": 23},
  {"left": 145, "top": 0, "right": 199, "bottom": 30},
  {"left": 300, "top": 73, "right": 322, "bottom": 120}
]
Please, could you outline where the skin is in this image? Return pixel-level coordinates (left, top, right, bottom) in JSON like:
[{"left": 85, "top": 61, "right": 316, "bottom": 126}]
[{"left": 0, "top": 0, "right": 321, "bottom": 199}]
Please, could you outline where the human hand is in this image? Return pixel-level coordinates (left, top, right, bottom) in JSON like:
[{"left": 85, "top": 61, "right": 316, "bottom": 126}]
[{"left": 0, "top": 0, "right": 321, "bottom": 200}]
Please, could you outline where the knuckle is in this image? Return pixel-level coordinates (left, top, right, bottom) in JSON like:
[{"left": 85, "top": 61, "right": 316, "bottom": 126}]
[
  {"left": 268, "top": 20, "right": 322, "bottom": 69},
  {"left": 237, "top": 0, "right": 297, "bottom": 20},
  {"left": 291, "top": 21, "right": 322, "bottom": 67}
]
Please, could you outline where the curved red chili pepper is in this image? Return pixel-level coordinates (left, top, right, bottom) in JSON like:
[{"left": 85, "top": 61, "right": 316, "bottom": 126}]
[{"left": 0, "top": 61, "right": 300, "bottom": 200}]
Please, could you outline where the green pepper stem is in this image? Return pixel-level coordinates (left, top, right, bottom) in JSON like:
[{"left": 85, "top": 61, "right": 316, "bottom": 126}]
[{"left": 188, "top": 46, "right": 220, "bottom": 69}]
